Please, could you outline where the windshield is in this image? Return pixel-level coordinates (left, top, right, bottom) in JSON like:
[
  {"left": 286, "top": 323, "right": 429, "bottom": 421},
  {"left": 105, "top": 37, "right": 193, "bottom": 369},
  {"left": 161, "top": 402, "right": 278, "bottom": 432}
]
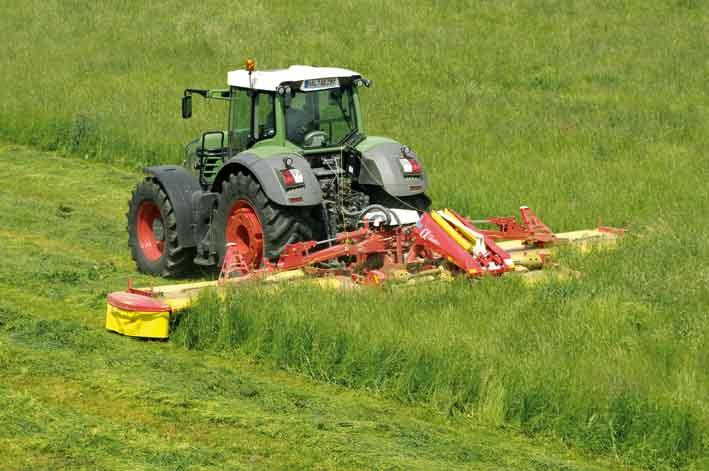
[{"left": 284, "top": 86, "right": 356, "bottom": 148}]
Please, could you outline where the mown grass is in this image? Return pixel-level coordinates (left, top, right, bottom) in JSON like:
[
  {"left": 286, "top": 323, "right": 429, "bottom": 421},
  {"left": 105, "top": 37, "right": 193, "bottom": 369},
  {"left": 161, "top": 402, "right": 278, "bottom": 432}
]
[
  {"left": 4, "top": 308, "right": 587, "bottom": 471},
  {"left": 1, "top": 0, "right": 708, "bottom": 469}
]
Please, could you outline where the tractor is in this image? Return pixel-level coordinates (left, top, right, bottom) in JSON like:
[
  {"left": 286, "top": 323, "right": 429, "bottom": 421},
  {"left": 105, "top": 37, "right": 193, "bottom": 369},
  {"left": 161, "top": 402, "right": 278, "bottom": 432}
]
[{"left": 127, "top": 62, "right": 431, "bottom": 277}]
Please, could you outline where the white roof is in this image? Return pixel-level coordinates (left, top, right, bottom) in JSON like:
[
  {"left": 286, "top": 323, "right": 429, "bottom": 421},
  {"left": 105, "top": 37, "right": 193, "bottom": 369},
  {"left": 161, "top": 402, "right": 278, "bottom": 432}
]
[{"left": 227, "top": 65, "right": 360, "bottom": 91}]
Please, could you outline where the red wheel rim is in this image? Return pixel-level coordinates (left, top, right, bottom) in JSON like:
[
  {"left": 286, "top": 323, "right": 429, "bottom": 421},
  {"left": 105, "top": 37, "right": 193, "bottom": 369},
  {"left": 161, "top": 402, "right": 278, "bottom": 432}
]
[
  {"left": 226, "top": 200, "right": 263, "bottom": 267},
  {"left": 136, "top": 201, "right": 165, "bottom": 261}
]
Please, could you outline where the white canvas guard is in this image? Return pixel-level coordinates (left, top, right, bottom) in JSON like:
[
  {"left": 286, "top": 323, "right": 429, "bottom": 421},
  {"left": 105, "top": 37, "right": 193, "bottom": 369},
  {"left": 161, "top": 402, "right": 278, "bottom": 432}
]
[{"left": 363, "top": 208, "right": 421, "bottom": 227}]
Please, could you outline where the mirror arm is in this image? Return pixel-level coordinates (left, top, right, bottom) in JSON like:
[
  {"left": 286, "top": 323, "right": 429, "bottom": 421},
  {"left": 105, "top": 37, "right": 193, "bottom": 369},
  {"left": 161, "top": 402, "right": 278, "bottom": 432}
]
[{"left": 184, "top": 89, "right": 209, "bottom": 98}]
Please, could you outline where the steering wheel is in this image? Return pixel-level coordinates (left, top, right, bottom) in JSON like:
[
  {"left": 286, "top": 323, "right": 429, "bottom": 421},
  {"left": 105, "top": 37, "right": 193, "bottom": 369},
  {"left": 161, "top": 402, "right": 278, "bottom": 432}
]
[{"left": 303, "top": 130, "right": 328, "bottom": 147}]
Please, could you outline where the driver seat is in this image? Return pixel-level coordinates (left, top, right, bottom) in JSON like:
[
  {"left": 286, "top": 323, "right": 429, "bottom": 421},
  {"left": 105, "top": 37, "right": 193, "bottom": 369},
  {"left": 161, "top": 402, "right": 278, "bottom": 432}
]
[{"left": 285, "top": 107, "right": 310, "bottom": 146}]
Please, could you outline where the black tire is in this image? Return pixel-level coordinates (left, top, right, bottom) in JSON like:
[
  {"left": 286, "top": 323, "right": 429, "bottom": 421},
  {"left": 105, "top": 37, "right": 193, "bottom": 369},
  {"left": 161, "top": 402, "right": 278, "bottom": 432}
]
[
  {"left": 127, "top": 179, "right": 195, "bottom": 277},
  {"left": 368, "top": 189, "right": 432, "bottom": 213},
  {"left": 213, "top": 171, "right": 319, "bottom": 266}
]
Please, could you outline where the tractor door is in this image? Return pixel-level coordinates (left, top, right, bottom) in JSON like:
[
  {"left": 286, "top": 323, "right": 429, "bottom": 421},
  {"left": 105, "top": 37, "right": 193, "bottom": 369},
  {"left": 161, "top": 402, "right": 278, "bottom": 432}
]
[
  {"left": 228, "top": 87, "right": 251, "bottom": 153},
  {"left": 251, "top": 92, "right": 276, "bottom": 144},
  {"left": 228, "top": 88, "right": 277, "bottom": 153}
]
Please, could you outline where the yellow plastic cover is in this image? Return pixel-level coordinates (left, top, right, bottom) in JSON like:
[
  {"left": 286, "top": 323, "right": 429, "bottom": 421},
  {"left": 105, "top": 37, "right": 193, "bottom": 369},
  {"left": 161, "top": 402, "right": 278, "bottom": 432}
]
[{"left": 105, "top": 304, "right": 170, "bottom": 339}]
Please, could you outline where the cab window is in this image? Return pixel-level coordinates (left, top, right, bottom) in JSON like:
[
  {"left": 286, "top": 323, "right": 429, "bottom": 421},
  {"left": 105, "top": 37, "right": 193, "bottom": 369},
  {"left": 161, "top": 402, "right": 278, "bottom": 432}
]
[
  {"left": 284, "top": 86, "right": 356, "bottom": 148},
  {"left": 229, "top": 87, "right": 250, "bottom": 152},
  {"left": 252, "top": 92, "right": 275, "bottom": 142}
]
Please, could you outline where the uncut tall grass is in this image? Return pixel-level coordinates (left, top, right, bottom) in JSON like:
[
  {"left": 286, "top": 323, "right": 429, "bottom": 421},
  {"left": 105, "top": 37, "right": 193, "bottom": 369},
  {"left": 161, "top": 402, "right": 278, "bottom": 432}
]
[
  {"left": 2, "top": 0, "right": 708, "bottom": 469},
  {"left": 174, "top": 230, "right": 708, "bottom": 469}
]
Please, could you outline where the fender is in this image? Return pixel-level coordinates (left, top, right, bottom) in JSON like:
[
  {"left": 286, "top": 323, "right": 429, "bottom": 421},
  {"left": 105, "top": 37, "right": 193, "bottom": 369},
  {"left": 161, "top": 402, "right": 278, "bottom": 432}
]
[
  {"left": 358, "top": 142, "right": 428, "bottom": 197},
  {"left": 211, "top": 153, "right": 322, "bottom": 206},
  {"left": 144, "top": 165, "right": 201, "bottom": 247}
]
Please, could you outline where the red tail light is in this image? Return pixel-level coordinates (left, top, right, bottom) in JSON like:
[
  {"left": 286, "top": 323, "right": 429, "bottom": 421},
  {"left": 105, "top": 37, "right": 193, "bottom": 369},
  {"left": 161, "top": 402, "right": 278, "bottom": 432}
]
[
  {"left": 409, "top": 158, "right": 421, "bottom": 174},
  {"left": 280, "top": 168, "right": 304, "bottom": 188},
  {"left": 399, "top": 158, "right": 422, "bottom": 175}
]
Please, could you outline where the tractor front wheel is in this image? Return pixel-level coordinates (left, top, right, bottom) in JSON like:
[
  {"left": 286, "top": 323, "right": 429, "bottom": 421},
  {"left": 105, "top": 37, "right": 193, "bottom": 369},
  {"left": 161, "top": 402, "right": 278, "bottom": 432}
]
[
  {"left": 213, "top": 172, "right": 318, "bottom": 267},
  {"left": 127, "top": 179, "right": 195, "bottom": 277}
]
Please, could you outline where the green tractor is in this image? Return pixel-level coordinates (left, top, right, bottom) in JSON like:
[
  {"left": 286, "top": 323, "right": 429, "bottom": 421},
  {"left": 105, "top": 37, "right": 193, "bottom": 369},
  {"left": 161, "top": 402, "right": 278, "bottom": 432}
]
[{"left": 127, "top": 63, "right": 431, "bottom": 276}]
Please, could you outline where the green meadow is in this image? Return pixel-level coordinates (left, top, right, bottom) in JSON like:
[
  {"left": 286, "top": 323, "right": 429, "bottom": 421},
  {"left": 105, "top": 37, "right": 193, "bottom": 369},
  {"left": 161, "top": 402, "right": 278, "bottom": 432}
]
[{"left": 1, "top": 0, "right": 707, "bottom": 469}]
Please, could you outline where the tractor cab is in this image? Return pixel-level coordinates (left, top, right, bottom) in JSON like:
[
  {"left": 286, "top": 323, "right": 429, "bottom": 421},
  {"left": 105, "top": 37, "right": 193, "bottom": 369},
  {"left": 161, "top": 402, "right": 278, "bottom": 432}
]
[
  {"left": 182, "top": 65, "right": 370, "bottom": 186},
  {"left": 225, "top": 65, "right": 368, "bottom": 152}
]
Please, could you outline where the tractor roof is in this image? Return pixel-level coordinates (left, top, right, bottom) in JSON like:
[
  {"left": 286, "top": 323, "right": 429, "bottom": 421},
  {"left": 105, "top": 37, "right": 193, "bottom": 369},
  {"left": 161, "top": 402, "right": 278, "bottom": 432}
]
[{"left": 227, "top": 65, "right": 361, "bottom": 91}]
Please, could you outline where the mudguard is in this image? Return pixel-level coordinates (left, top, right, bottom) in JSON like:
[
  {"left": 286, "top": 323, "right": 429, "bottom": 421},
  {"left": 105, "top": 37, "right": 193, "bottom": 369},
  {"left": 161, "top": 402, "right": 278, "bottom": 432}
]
[
  {"left": 358, "top": 142, "right": 428, "bottom": 197},
  {"left": 144, "top": 165, "right": 201, "bottom": 247},
  {"left": 212, "top": 153, "right": 322, "bottom": 206}
]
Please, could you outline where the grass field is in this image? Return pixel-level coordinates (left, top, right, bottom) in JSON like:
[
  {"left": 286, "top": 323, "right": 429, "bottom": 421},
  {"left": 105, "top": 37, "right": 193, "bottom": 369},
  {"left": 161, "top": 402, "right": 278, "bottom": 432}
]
[
  {"left": 1, "top": 0, "right": 708, "bottom": 469},
  {"left": 0, "top": 144, "right": 637, "bottom": 470}
]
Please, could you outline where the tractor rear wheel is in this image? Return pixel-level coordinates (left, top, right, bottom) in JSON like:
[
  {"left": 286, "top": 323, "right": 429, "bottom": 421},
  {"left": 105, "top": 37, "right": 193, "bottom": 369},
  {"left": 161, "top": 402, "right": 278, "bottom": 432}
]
[
  {"left": 127, "top": 179, "right": 195, "bottom": 277},
  {"left": 214, "top": 171, "right": 317, "bottom": 267}
]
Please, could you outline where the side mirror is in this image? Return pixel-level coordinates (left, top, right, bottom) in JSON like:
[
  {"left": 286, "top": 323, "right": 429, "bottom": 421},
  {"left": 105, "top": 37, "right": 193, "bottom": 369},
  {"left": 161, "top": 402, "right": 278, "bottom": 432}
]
[{"left": 181, "top": 95, "right": 192, "bottom": 119}]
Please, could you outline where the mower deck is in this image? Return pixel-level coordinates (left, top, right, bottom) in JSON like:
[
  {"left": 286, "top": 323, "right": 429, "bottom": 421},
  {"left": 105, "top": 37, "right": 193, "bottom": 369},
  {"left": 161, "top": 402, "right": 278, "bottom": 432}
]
[{"left": 106, "top": 207, "right": 622, "bottom": 339}]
